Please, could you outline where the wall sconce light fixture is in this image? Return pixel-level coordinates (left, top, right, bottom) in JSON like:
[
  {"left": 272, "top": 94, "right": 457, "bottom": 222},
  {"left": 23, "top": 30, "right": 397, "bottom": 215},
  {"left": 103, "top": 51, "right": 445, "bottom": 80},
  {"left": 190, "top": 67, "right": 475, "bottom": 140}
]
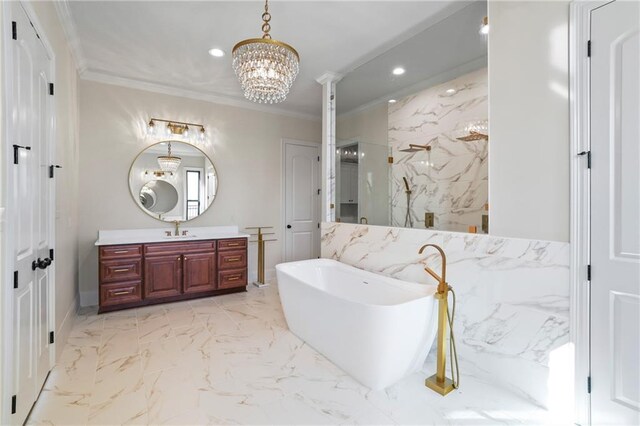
[{"left": 147, "top": 118, "right": 206, "bottom": 140}]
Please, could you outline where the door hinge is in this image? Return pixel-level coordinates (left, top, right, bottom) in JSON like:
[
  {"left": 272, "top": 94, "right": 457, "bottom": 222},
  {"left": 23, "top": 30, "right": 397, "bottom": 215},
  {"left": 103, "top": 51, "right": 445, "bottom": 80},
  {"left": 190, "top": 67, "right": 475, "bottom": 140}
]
[
  {"left": 388, "top": 156, "right": 394, "bottom": 164},
  {"left": 12, "top": 21, "right": 17, "bottom": 40},
  {"left": 587, "top": 376, "right": 591, "bottom": 393},
  {"left": 49, "top": 164, "right": 62, "bottom": 178},
  {"left": 317, "top": 188, "right": 321, "bottom": 195},
  {"left": 317, "top": 156, "right": 320, "bottom": 162},
  {"left": 587, "top": 264, "right": 591, "bottom": 281},
  {"left": 578, "top": 151, "right": 591, "bottom": 169},
  {"left": 49, "top": 83, "right": 54, "bottom": 96},
  {"left": 11, "top": 395, "right": 16, "bottom": 414},
  {"left": 317, "top": 223, "right": 320, "bottom": 229},
  {"left": 13, "top": 144, "right": 31, "bottom": 165},
  {"left": 13, "top": 271, "right": 19, "bottom": 289},
  {"left": 587, "top": 40, "right": 591, "bottom": 57},
  {"left": 49, "top": 331, "right": 55, "bottom": 344},
  {"left": 50, "top": 248, "right": 55, "bottom": 261}
]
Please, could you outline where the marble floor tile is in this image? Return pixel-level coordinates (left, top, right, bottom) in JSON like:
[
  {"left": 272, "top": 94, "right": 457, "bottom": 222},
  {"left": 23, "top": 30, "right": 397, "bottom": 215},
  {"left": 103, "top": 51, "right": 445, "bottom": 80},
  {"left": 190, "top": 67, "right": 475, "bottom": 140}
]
[
  {"left": 222, "top": 302, "right": 262, "bottom": 323},
  {"left": 98, "top": 328, "right": 139, "bottom": 367},
  {"left": 91, "top": 354, "right": 144, "bottom": 408},
  {"left": 29, "top": 283, "right": 567, "bottom": 426},
  {"left": 138, "top": 316, "right": 172, "bottom": 344},
  {"left": 174, "top": 324, "right": 215, "bottom": 352},
  {"left": 139, "top": 335, "right": 181, "bottom": 374}
]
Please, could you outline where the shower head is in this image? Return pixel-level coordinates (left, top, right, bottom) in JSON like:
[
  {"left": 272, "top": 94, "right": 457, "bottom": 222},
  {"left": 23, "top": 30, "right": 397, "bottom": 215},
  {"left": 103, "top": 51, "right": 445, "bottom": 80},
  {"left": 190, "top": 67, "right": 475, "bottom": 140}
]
[
  {"left": 402, "top": 176, "right": 411, "bottom": 193},
  {"left": 456, "top": 131, "right": 488, "bottom": 142},
  {"left": 398, "top": 144, "right": 432, "bottom": 153}
]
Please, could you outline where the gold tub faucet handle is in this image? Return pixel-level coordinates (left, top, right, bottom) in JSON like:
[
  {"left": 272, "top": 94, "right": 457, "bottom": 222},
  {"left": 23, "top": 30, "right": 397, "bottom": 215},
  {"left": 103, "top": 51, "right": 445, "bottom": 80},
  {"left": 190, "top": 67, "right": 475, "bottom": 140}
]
[{"left": 418, "top": 243, "right": 447, "bottom": 293}]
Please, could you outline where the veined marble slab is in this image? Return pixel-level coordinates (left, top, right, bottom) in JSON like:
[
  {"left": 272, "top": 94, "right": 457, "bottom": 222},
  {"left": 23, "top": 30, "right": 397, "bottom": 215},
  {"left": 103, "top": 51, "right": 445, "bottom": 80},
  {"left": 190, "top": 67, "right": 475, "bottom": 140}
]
[
  {"left": 95, "top": 226, "right": 249, "bottom": 246},
  {"left": 389, "top": 68, "right": 488, "bottom": 232},
  {"left": 320, "top": 222, "right": 572, "bottom": 408}
]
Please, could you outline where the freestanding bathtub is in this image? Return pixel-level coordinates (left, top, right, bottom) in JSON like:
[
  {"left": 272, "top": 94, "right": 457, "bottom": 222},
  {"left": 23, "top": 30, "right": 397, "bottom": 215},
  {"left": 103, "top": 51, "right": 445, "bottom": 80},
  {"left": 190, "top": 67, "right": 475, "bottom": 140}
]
[{"left": 276, "top": 258, "right": 438, "bottom": 390}]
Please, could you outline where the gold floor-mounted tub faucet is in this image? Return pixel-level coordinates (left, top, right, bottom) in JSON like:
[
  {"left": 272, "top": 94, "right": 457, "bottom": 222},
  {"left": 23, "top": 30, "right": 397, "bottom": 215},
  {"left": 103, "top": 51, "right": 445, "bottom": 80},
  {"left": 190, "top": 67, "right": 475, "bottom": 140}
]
[{"left": 419, "top": 243, "right": 460, "bottom": 396}]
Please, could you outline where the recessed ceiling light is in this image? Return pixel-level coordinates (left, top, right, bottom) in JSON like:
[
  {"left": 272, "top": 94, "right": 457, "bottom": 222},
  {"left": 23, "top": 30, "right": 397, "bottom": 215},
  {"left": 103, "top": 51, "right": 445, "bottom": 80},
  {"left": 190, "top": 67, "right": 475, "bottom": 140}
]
[
  {"left": 446, "top": 88, "right": 456, "bottom": 94},
  {"left": 392, "top": 67, "right": 405, "bottom": 76},
  {"left": 208, "top": 48, "right": 225, "bottom": 57},
  {"left": 388, "top": 99, "right": 397, "bottom": 104}
]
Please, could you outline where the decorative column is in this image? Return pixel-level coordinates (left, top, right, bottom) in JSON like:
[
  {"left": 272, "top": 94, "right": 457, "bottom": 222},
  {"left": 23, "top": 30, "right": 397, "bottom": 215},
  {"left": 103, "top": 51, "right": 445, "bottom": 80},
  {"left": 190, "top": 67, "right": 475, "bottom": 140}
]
[{"left": 316, "top": 73, "right": 342, "bottom": 223}]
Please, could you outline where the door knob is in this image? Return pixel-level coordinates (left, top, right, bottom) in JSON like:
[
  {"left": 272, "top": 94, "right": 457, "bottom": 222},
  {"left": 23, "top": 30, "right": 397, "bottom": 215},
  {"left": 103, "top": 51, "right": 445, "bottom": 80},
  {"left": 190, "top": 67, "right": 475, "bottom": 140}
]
[
  {"left": 287, "top": 225, "right": 292, "bottom": 229},
  {"left": 32, "top": 257, "right": 52, "bottom": 271}
]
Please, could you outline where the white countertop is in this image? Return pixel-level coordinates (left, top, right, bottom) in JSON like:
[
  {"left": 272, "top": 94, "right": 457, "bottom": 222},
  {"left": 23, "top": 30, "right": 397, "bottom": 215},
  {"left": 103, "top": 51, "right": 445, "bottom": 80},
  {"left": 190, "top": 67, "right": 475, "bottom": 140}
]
[{"left": 95, "top": 226, "right": 250, "bottom": 246}]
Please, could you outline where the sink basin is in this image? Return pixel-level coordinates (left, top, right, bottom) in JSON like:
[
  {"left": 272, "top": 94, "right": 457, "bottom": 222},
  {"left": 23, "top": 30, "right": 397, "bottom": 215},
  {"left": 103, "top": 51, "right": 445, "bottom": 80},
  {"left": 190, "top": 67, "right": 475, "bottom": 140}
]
[{"left": 163, "top": 234, "right": 197, "bottom": 239}]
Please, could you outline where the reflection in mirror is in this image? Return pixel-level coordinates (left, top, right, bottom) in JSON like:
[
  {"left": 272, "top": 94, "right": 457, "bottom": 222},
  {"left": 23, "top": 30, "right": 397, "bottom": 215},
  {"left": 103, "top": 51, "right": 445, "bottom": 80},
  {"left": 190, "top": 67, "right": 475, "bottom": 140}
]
[
  {"left": 335, "top": 1, "right": 488, "bottom": 234},
  {"left": 129, "top": 141, "right": 218, "bottom": 222}
]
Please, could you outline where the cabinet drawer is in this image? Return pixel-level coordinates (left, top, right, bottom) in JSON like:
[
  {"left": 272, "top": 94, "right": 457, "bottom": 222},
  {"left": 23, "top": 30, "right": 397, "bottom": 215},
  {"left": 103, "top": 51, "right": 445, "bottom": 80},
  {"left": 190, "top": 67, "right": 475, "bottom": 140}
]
[
  {"left": 218, "top": 250, "right": 247, "bottom": 270},
  {"left": 100, "top": 281, "right": 142, "bottom": 307},
  {"left": 100, "top": 259, "right": 142, "bottom": 283},
  {"left": 218, "top": 238, "right": 247, "bottom": 251},
  {"left": 100, "top": 245, "right": 142, "bottom": 259},
  {"left": 144, "top": 241, "right": 216, "bottom": 256},
  {"left": 218, "top": 269, "right": 247, "bottom": 289}
]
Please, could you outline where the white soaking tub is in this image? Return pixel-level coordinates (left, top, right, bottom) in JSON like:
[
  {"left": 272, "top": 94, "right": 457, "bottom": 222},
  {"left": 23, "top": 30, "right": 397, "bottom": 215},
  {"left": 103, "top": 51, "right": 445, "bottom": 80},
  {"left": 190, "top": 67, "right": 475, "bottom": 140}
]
[{"left": 276, "top": 258, "right": 438, "bottom": 390}]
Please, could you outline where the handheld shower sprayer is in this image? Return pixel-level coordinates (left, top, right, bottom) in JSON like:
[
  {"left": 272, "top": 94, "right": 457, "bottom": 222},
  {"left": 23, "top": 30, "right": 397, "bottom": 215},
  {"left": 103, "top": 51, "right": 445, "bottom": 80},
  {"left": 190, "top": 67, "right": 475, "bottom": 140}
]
[{"left": 402, "top": 177, "right": 413, "bottom": 227}]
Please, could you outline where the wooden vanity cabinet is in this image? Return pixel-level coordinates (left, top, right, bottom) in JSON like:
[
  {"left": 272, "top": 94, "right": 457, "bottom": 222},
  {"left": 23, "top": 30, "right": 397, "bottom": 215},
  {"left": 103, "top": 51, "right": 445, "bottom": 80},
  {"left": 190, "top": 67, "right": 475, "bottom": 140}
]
[
  {"left": 217, "top": 238, "right": 248, "bottom": 290},
  {"left": 98, "top": 238, "right": 247, "bottom": 313},
  {"left": 144, "top": 254, "right": 183, "bottom": 299},
  {"left": 183, "top": 252, "right": 217, "bottom": 294}
]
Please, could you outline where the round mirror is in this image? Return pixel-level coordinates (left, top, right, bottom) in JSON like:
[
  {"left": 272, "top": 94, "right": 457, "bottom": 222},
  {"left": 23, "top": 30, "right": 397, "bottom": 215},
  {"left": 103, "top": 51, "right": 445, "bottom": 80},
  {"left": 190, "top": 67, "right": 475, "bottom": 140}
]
[{"left": 129, "top": 141, "right": 218, "bottom": 222}]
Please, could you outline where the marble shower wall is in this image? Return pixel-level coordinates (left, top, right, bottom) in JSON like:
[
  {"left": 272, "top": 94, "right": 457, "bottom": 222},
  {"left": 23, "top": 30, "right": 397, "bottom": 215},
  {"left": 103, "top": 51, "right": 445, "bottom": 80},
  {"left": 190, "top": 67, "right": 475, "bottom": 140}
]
[
  {"left": 389, "top": 68, "right": 488, "bottom": 232},
  {"left": 321, "top": 222, "right": 572, "bottom": 408}
]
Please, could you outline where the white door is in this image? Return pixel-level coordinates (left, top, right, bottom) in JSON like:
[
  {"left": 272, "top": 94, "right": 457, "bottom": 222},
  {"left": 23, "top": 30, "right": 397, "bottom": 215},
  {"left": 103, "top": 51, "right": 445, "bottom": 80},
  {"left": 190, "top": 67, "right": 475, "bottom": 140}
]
[
  {"left": 590, "top": 1, "right": 640, "bottom": 424},
  {"left": 8, "top": 4, "right": 55, "bottom": 424},
  {"left": 284, "top": 141, "right": 320, "bottom": 262}
]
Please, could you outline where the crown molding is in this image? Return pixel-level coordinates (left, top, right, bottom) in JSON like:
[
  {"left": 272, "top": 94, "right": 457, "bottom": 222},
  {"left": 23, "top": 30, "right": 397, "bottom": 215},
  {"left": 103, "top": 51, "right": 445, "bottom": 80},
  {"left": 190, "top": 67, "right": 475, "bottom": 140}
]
[
  {"left": 54, "top": 0, "right": 87, "bottom": 73},
  {"left": 80, "top": 70, "right": 321, "bottom": 122},
  {"left": 337, "top": 55, "right": 487, "bottom": 119},
  {"left": 316, "top": 72, "right": 343, "bottom": 85}
]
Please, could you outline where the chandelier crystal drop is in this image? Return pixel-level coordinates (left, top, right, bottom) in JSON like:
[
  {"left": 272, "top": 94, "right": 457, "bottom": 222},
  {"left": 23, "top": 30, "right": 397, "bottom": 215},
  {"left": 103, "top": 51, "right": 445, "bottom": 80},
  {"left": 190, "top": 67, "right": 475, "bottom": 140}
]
[
  {"left": 157, "top": 142, "right": 182, "bottom": 173},
  {"left": 232, "top": 0, "right": 299, "bottom": 104}
]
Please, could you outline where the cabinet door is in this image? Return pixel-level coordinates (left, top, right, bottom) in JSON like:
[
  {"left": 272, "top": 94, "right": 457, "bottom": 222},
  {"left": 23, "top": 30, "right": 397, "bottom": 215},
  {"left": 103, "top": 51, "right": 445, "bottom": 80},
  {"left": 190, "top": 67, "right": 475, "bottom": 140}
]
[
  {"left": 144, "top": 255, "right": 182, "bottom": 299},
  {"left": 183, "top": 252, "right": 216, "bottom": 294}
]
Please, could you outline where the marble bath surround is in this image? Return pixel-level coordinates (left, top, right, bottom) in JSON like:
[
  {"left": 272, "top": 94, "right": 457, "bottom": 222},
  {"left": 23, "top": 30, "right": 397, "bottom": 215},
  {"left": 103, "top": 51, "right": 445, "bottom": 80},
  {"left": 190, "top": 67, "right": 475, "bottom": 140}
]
[
  {"left": 388, "top": 68, "right": 488, "bottom": 233},
  {"left": 321, "top": 222, "right": 572, "bottom": 411}
]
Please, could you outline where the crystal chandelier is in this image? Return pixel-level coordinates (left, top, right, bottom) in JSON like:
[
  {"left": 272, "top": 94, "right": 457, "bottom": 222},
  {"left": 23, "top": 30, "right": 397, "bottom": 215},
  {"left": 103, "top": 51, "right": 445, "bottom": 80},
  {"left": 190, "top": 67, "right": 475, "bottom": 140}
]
[
  {"left": 157, "top": 142, "right": 181, "bottom": 173},
  {"left": 232, "top": 0, "right": 299, "bottom": 104}
]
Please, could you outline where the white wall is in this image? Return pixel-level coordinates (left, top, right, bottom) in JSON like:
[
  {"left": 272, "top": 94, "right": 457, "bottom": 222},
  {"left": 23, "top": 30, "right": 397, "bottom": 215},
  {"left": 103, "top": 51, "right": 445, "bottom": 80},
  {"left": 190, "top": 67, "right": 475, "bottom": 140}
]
[
  {"left": 337, "top": 102, "right": 388, "bottom": 147},
  {"left": 488, "top": 0, "right": 570, "bottom": 242},
  {"left": 78, "top": 80, "right": 321, "bottom": 305}
]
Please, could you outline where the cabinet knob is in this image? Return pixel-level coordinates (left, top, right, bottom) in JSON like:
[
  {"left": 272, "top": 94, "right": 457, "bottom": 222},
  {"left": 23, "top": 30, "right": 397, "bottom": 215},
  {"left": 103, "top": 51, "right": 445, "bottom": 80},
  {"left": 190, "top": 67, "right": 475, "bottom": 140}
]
[{"left": 287, "top": 224, "right": 292, "bottom": 229}]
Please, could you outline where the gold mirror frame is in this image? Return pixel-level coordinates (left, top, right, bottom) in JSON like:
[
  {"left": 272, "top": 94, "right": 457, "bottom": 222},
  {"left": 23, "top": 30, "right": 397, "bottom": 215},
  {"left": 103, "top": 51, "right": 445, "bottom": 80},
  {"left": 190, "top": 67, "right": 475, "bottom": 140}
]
[{"left": 128, "top": 140, "right": 218, "bottom": 223}]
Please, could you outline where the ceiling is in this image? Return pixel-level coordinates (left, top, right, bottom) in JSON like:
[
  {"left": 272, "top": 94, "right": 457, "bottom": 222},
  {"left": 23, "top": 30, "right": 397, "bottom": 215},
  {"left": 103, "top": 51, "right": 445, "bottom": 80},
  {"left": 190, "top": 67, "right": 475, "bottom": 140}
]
[
  {"left": 337, "top": 0, "right": 488, "bottom": 115},
  {"left": 58, "top": 1, "right": 477, "bottom": 119}
]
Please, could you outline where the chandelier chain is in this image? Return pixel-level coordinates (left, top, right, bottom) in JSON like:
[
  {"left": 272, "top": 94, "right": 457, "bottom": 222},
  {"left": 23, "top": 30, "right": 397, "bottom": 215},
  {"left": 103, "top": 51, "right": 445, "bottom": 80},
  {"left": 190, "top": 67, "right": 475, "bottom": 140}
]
[{"left": 262, "top": 0, "right": 271, "bottom": 39}]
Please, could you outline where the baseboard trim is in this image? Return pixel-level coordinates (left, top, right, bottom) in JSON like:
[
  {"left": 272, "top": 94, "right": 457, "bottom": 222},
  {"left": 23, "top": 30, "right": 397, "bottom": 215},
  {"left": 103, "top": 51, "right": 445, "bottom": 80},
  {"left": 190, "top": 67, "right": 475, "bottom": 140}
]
[
  {"left": 80, "top": 290, "right": 98, "bottom": 307},
  {"left": 55, "top": 294, "right": 79, "bottom": 359}
]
